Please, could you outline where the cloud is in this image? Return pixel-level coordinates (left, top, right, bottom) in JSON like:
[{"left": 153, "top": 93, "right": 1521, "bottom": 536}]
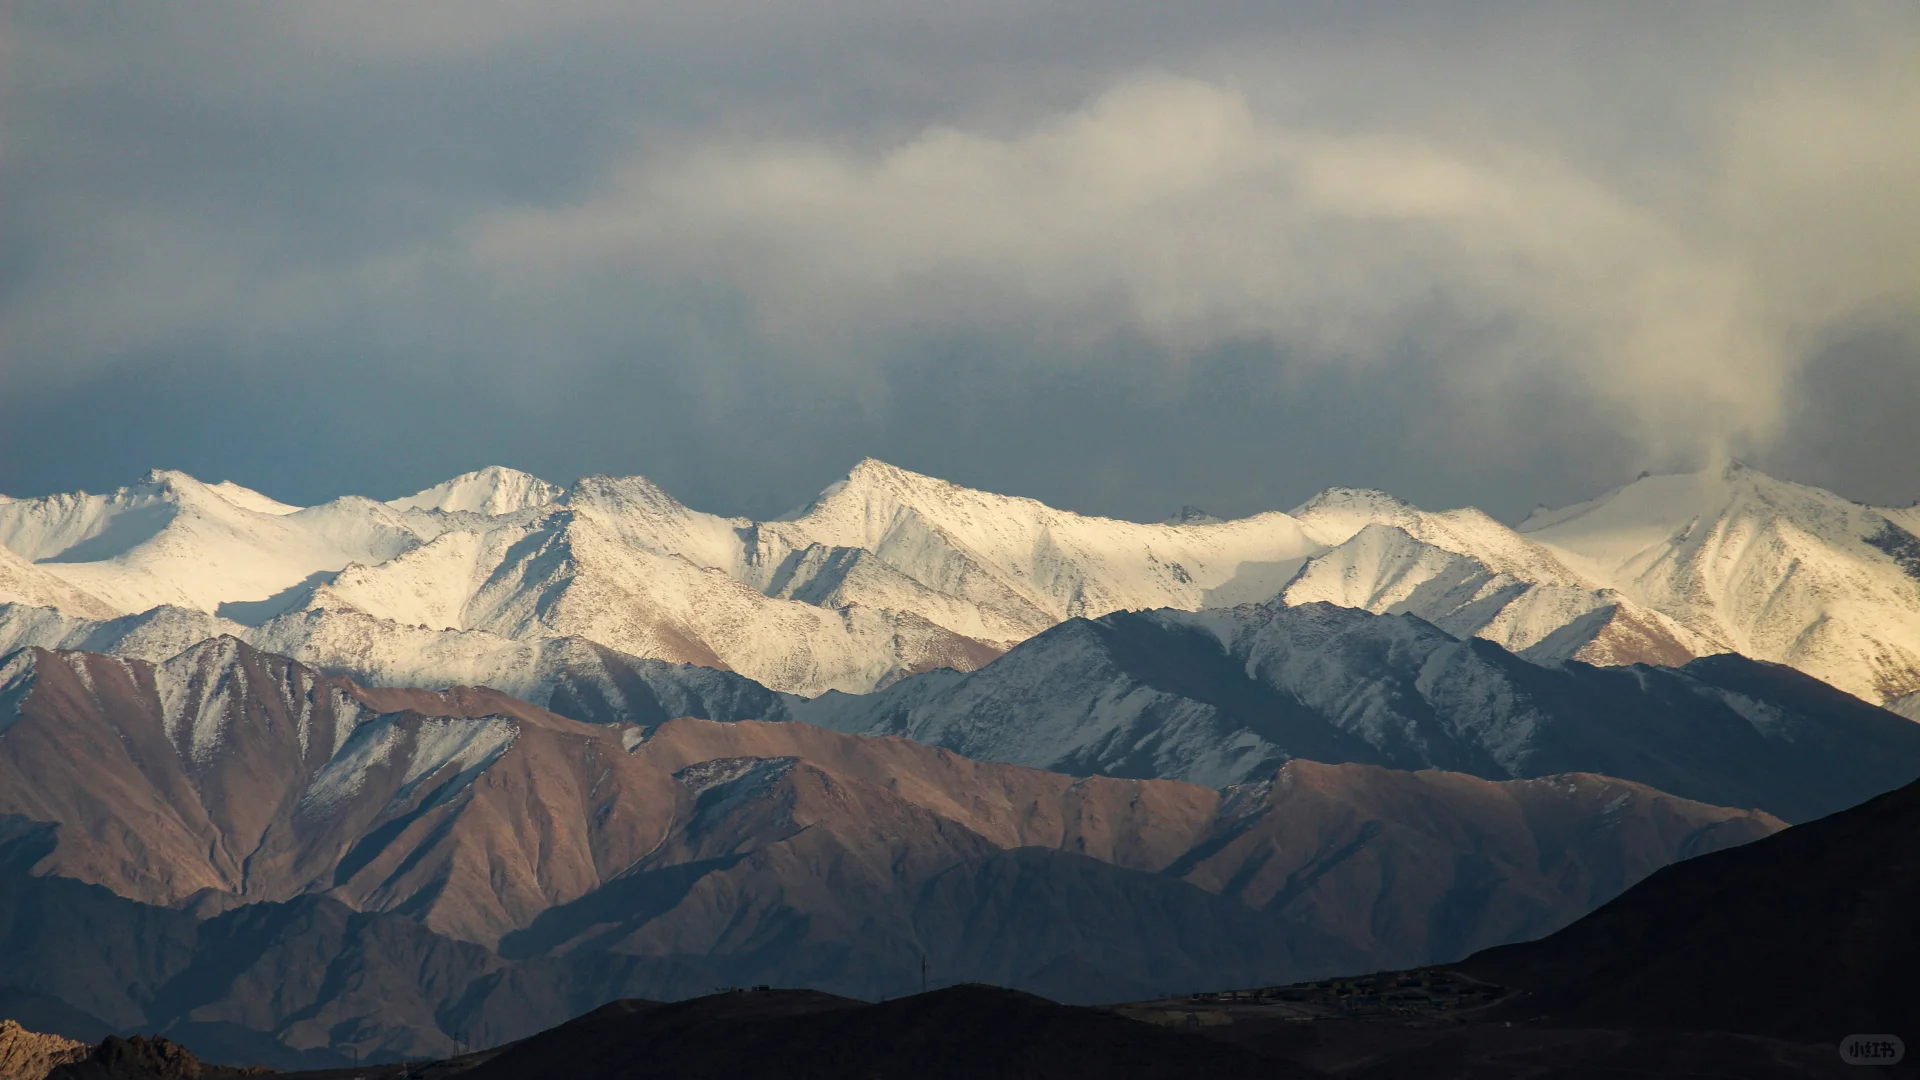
[
  {"left": 463, "top": 67, "right": 1918, "bottom": 459},
  {"left": 0, "top": 3, "right": 1915, "bottom": 515}
]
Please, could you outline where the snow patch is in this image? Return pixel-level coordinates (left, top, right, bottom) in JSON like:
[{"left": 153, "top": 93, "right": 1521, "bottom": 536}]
[
  {"left": 154, "top": 638, "right": 253, "bottom": 766},
  {"left": 0, "top": 650, "right": 39, "bottom": 738},
  {"left": 301, "top": 713, "right": 518, "bottom": 816}
]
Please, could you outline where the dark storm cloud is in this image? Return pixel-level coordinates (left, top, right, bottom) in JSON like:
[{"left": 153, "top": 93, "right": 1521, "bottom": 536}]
[{"left": 2, "top": 2, "right": 1916, "bottom": 519}]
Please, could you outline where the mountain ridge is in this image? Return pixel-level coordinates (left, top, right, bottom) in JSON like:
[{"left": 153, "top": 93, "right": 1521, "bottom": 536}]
[
  {"left": 791, "top": 600, "right": 1920, "bottom": 821},
  {"left": 5, "top": 459, "right": 1919, "bottom": 706},
  {"left": 0, "top": 638, "right": 1780, "bottom": 1024},
  {"left": 1520, "top": 459, "right": 1920, "bottom": 717}
]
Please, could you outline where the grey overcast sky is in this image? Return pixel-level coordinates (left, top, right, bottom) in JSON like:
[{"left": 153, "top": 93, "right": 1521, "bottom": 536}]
[{"left": 2, "top": 2, "right": 1917, "bottom": 521}]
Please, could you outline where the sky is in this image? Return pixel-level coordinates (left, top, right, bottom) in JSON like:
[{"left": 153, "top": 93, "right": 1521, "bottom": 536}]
[{"left": 2, "top": 2, "right": 1917, "bottom": 522}]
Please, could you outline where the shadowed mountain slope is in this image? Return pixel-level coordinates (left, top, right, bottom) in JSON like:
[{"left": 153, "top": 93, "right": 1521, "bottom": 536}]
[
  {"left": 794, "top": 601, "right": 1920, "bottom": 820},
  {"left": 1458, "top": 771, "right": 1920, "bottom": 1042}
]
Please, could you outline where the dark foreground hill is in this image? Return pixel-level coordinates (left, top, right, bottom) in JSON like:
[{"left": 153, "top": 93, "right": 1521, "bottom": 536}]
[
  {"left": 455, "top": 985, "right": 1301, "bottom": 1080},
  {"left": 1456, "top": 769, "right": 1920, "bottom": 1042},
  {"left": 1085, "top": 773, "right": 1920, "bottom": 1076},
  {"left": 272, "top": 983, "right": 1861, "bottom": 1080}
]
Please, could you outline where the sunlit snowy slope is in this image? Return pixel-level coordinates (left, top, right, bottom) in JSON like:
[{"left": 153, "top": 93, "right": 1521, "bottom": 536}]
[
  {"left": 0, "top": 602, "right": 795, "bottom": 728},
  {"left": 0, "top": 461, "right": 1323, "bottom": 694},
  {"left": 0, "top": 470, "right": 436, "bottom": 617},
  {"left": 3, "top": 458, "right": 1918, "bottom": 706},
  {"left": 1521, "top": 461, "right": 1920, "bottom": 718},
  {"left": 1283, "top": 488, "right": 1718, "bottom": 667}
]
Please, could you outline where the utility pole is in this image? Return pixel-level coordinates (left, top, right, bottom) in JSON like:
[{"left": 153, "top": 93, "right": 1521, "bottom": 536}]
[{"left": 921, "top": 952, "right": 929, "bottom": 995}]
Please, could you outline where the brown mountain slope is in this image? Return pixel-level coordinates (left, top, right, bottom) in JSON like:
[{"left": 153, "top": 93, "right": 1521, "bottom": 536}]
[
  {"left": 0, "top": 637, "right": 1799, "bottom": 1060},
  {"left": 0, "top": 641, "right": 678, "bottom": 943},
  {"left": 0, "top": 639, "right": 1780, "bottom": 972},
  {"left": 610, "top": 718, "right": 1782, "bottom": 974}
]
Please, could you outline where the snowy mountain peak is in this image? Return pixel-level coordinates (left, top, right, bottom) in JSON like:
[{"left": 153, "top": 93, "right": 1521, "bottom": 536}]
[
  {"left": 133, "top": 469, "right": 297, "bottom": 514},
  {"left": 846, "top": 456, "right": 936, "bottom": 487},
  {"left": 1292, "top": 486, "right": 1410, "bottom": 513},
  {"left": 0, "top": 468, "right": 429, "bottom": 618},
  {"left": 389, "top": 466, "right": 562, "bottom": 516},
  {"left": 137, "top": 469, "right": 236, "bottom": 512},
  {"left": 568, "top": 473, "right": 705, "bottom": 515},
  {"left": 139, "top": 467, "right": 193, "bottom": 489},
  {"left": 798, "top": 458, "right": 970, "bottom": 518},
  {"left": 1517, "top": 461, "right": 1866, "bottom": 556},
  {"left": 7, "top": 459, "right": 1920, "bottom": 712},
  {"left": 1289, "top": 487, "right": 1418, "bottom": 545},
  {"left": 1521, "top": 461, "right": 1920, "bottom": 711}
]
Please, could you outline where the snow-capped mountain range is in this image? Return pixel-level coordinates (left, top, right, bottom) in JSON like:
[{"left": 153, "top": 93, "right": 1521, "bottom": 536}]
[
  {"left": 0, "top": 461, "right": 1320, "bottom": 696},
  {"left": 2, "top": 458, "right": 1918, "bottom": 715},
  {"left": 4, "top": 458, "right": 1918, "bottom": 1064}
]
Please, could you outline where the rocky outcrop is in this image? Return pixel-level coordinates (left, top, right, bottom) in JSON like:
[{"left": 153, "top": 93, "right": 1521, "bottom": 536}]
[
  {"left": 0, "top": 1021, "right": 86, "bottom": 1080},
  {"left": 44, "top": 1035, "right": 265, "bottom": 1080}
]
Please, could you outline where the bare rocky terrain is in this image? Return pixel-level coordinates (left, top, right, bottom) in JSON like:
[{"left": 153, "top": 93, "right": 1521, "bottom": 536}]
[
  {"left": 0, "top": 637, "right": 1786, "bottom": 1062},
  {"left": 0, "top": 1021, "right": 85, "bottom": 1080}
]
